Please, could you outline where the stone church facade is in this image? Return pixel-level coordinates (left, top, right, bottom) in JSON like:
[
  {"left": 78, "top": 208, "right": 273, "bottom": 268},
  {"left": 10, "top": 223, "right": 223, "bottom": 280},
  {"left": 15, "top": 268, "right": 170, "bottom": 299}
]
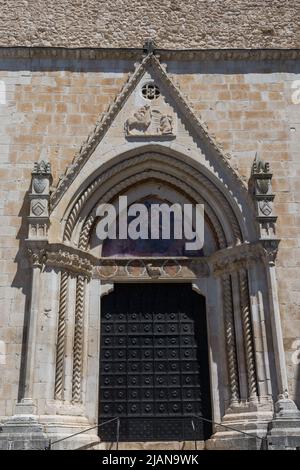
[{"left": 0, "top": 1, "right": 300, "bottom": 450}]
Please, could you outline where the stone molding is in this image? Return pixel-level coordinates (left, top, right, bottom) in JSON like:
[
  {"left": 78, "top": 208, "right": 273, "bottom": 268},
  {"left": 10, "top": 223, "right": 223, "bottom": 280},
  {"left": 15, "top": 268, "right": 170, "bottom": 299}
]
[
  {"left": 93, "top": 257, "right": 210, "bottom": 280},
  {"left": 26, "top": 241, "right": 274, "bottom": 278},
  {"left": 45, "top": 248, "right": 94, "bottom": 278},
  {"left": 50, "top": 52, "right": 246, "bottom": 209}
]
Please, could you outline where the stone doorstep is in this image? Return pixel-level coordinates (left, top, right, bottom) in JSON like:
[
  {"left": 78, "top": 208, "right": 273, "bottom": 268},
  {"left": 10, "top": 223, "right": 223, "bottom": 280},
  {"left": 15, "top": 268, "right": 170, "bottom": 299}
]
[{"left": 97, "top": 441, "right": 205, "bottom": 451}]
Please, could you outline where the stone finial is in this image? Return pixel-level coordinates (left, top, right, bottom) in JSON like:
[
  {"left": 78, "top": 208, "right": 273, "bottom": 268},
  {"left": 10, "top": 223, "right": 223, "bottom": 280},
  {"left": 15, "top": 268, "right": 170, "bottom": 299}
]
[
  {"left": 252, "top": 152, "right": 270, "bottom": 175},
  {"left": 32, "top": 160, "right": 51, "bottom": 176},
  {"left": 143, "top": 38, "right": 156, "bottom": 55}
]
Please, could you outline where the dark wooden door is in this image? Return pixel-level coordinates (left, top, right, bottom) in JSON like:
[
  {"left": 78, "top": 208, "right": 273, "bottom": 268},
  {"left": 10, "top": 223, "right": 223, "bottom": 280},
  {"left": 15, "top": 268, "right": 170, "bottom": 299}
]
[{"left": 99, "top": 283, "right": 212, "bottom": 442}]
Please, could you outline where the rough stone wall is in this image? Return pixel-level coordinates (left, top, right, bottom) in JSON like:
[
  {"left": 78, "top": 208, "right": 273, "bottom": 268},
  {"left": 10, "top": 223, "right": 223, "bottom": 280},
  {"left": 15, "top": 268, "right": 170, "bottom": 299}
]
[
  {"left": 0, "top": 56, "right": 300, "bottom": 417},
  {"left": 0, "top": 0, "right": 299, "bottom": 49}
]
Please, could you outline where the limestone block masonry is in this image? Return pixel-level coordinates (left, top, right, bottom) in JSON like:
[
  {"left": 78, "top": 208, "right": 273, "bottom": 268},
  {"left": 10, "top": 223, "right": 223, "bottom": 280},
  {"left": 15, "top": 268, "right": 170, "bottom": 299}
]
[{"left": 0, "top": 38, "right": 300, "bottom": 450}]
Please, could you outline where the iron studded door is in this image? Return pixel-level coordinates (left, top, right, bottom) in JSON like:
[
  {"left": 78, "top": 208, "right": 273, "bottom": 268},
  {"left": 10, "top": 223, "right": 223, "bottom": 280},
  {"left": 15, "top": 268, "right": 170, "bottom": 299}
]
[{"left": 99, "top": 283, "right": 212, "bottom": 442}]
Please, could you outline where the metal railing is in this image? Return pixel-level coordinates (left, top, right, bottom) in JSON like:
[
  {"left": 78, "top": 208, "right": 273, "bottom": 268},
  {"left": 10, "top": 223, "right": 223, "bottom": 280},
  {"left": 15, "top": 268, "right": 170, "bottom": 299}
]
[
  {"left": 45, "top": 414, "right": 267, "bottom": 450},
  {"left": 190, "top": 415, "right": 267, "bottom": 450}
]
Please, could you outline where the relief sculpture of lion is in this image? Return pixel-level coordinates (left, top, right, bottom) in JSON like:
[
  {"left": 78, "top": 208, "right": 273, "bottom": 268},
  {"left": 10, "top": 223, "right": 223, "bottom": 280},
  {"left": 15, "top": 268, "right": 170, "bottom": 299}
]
[{"left": 125, "top": 105, "right": 152, "bottom": 135}]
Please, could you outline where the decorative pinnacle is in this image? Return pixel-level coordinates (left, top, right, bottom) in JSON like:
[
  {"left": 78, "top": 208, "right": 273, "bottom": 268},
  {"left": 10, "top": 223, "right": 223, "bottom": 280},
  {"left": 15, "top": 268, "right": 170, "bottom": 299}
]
[
  {"left": 143, "top": 38, "right": 156, "bottom": 55},
  {"left": 252, "top": 152, "right": 270, "bottom": 174}
]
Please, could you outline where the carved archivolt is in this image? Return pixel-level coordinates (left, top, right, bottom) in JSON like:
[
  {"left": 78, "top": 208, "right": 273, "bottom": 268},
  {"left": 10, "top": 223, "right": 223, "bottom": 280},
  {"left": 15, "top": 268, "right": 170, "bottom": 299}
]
[
  {"left": 78, "top": 169, "right": 227, "bottom": 252},
  {"left": 63, "top": 152, "right": 243, "bottom": 249}
]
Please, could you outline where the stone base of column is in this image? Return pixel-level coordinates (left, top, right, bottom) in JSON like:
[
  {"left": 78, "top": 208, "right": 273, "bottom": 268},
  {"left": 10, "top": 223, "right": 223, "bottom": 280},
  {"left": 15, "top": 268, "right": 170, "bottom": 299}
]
[
  {"left": 266, "top": 396, "right": 300, "bottom": 450},
  {"left": 225, "top": 396, "right": 274, "bottom": 415},
  {"left": 0, "top": 399, "right": 47, "bottom": 450},
  {"left": 205, "top": 408, "right": 273, "bottom": 450},
  {"left": 0, "top": 405, "right": 100, "bottom": 450}
]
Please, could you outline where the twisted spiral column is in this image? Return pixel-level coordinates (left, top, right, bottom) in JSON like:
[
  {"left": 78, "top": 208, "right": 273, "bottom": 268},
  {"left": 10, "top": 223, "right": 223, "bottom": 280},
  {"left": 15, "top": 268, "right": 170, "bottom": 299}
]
[
  {"left": 222, "top": 274, "right": 240, "bottom": 405},
  {"left": 239, "top": 268, "right": 258, "bottom": 400},
  {"left": 72, "top": 275, "right": 86, "bottom": 403},
  {"left": 54, "top": 270, "right": 69, "bottom": 400}
]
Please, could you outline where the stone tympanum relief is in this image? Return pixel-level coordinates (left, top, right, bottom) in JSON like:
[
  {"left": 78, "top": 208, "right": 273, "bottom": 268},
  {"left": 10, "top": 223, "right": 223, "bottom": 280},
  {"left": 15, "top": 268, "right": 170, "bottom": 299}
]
[{"left": 125, "top": 104, "right": 175, "bottom": 137}]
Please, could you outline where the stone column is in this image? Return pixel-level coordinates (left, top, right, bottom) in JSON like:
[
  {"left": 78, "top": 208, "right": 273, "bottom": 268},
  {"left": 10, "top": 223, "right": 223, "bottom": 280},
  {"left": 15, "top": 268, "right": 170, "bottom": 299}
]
[
  {"left": 239, "top": 268, "right": 258, "bottom": 401},
  {"left": 54, "top": 270, "right": 69, "bottom": 400},
  {"left": 72, "top": 274, "right": 86, "bottom": 403},
  {"left": 262, "top": 240, "right": 289, "bottom": 397},
  {"left": 221, "top": 274, "right": 240, "bottom": 406},
  {"left": 23, "top": 249, "right": 46, "bottom": 402}
]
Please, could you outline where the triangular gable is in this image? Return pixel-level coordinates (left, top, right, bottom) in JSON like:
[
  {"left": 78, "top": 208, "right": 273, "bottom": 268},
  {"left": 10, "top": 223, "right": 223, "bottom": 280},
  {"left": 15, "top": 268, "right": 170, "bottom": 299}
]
[{"left": 50, "top": 53, "right": 246, "bottom": 210}]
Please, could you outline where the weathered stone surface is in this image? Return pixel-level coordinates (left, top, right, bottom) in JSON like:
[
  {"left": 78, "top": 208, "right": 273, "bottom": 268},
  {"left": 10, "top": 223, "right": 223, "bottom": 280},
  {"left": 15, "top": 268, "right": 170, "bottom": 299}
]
[
  {"left": 0, "top": 41, "right": 300, "bottom": 450},
  {"left": 0, "top": 1, "right": 299, "bottom": 49}
]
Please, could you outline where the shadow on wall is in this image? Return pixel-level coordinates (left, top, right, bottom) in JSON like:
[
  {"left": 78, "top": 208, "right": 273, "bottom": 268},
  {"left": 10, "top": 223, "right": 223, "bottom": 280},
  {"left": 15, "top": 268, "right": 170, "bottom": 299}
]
[
  {"left": 1, "top": 56, "right": 300, "bottom": 75},
  {"left": 11, "top": 189, "right": 32, "bottom": 401},
  {"left": 296, "top": 361, "right": 300, "bottom": 409}
]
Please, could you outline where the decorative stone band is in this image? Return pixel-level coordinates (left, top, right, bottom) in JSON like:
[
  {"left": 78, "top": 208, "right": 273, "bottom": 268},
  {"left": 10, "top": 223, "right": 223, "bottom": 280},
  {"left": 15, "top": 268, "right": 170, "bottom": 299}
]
[
  {"left": 1, "top": 47, "right": 300, "bottom": 63},
  {"left": 45, "top": 248, "right": 94, "bottom": 278},
  {"left": 93, "top": 258, "right": 210, "bottom": 280},
  {"left": 26, "top": 240, "right": 280, "bottom": 277}
]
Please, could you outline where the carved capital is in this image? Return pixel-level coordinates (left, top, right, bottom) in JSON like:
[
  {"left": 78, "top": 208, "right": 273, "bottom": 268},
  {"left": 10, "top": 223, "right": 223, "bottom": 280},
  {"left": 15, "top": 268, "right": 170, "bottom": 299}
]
[
  {"left": 260, "top": 239, "right": 280, "bottom": 265},
  {"left": 27, "top": 248, "right": 47, "bottom": 268},
  {"left": 212, "top": 243, "right": 263, "bottom": 277}
]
